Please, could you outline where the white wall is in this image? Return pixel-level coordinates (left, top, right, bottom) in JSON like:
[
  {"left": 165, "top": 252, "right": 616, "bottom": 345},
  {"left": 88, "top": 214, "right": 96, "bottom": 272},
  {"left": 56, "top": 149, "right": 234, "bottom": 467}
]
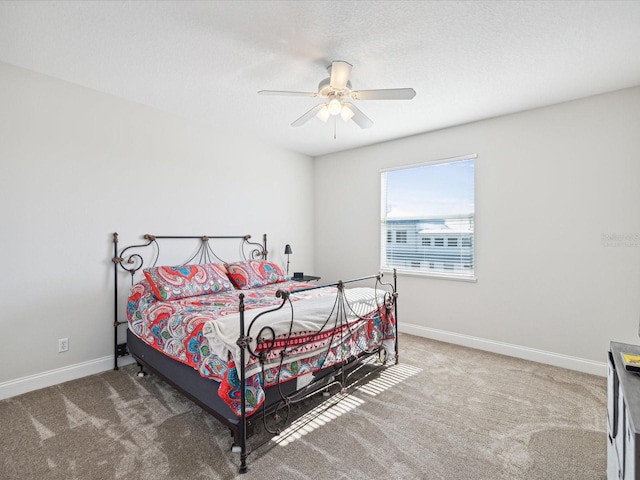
[
  {"left": 314, "top": 86, "right": 640, "bottom": 374},
  {"left": 0, "top": 61, "right": 314, "bottom": 395}
]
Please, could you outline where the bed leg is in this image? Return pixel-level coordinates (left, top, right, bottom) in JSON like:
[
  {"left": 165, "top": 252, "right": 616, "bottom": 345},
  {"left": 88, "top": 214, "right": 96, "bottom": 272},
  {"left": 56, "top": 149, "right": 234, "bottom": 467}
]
[
  {"left": 230, "top": 443, "right": 248, "bottom": 473},
  {"left": 393, "top": 268, "right": 399, "bottom": 366},
  {"left": 136, "top": 362, "right": 147, "bottom": 377},
  {"left": 237, "top": 293, "right": 249, "bottom": 474},
  {"left": 239, "top": 454, "right": 248, "bottom": 474}
]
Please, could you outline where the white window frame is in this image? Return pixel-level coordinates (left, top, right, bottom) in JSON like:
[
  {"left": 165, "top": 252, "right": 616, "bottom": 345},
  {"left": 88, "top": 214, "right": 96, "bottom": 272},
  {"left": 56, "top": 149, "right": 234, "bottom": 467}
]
[{"left": 380, "top": 154, "right": 477, "bottom": 282}]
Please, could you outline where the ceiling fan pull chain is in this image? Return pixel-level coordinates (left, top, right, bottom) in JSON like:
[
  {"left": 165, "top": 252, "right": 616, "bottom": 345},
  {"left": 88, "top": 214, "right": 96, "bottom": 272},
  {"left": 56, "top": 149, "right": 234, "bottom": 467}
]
[{"left": 334, "top": 116, "right": 337, "bottom": 139}]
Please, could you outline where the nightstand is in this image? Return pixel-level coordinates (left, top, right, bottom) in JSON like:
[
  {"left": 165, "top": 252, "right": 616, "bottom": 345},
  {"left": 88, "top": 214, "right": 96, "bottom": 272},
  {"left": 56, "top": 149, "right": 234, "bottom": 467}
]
[{"left": 291, "top": 275, "right": 321, "bottom": 282}]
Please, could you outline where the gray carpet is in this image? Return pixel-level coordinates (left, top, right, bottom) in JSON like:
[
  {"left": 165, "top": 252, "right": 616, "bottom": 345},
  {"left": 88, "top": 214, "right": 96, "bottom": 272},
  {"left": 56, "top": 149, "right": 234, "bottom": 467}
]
[{"left": 0, "top": 333, "right": 607, "bottom": 479}]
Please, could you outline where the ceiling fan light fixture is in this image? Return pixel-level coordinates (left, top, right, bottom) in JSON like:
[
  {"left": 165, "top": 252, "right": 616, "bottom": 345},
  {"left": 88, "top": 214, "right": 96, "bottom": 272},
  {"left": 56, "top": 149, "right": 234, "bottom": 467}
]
[
  {"left": 259, "top": 59, "right": 416, "bottom": 130},
  {"left": 316, "top": 105, "right": 330, "bottom": 122},
  {"left": 328, "top": 97, "right": 342, "bottom": 116},
  {"left": 340, "top": 104, "right": 355, "bottom": 122}
]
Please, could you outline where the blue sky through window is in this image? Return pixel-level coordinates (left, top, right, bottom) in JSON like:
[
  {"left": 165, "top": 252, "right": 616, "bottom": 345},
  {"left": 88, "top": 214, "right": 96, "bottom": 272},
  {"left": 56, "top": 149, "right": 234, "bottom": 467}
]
[{"left": 384, "top": 159, "right": 475, "bottom": 218}]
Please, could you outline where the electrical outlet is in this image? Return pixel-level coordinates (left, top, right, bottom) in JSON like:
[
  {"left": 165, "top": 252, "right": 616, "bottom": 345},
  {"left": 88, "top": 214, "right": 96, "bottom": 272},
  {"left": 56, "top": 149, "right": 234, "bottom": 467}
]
[{"left": 58, "top": 338, "right": 69, "bottom": 353}]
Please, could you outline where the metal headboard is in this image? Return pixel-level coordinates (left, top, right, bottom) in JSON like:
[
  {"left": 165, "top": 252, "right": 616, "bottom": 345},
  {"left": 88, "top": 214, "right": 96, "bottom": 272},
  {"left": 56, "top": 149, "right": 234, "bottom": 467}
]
[{"left": 113, "top": 233, "right": 267, "bottom": 281}]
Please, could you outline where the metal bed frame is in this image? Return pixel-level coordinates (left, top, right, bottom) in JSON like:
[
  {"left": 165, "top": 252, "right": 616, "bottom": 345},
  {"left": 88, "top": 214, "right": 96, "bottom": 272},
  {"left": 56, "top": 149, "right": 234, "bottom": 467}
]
[{"left": 112, "top": 232, "right": 398, "bottom": 473}]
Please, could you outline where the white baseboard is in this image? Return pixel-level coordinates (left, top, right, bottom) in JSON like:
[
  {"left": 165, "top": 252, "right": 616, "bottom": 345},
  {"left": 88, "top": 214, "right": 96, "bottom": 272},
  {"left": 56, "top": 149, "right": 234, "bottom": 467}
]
[
  {"left": 0, "top": 355, "right": 136, "bottom": 401},
  {"left": 399, "top": 323, "right": 607, "bottom": 377}
]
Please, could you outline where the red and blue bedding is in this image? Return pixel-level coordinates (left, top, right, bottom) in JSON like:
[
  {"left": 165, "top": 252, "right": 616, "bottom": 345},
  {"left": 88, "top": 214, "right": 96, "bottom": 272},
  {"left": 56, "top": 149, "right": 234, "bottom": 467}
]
[{"left": 126, "top": 262, "right": 395, "bottom": 416}]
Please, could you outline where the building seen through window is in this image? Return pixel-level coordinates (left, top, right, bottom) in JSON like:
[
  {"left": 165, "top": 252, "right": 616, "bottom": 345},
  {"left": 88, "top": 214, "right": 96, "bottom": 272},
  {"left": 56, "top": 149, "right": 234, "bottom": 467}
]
[{"left": 381, "top": 155, "right": 475, "bottom": 279}]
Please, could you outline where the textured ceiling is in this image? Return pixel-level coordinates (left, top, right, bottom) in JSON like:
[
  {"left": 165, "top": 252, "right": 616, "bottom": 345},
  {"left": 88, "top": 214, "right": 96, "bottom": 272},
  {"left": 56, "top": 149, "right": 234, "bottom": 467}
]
[{"left": 1, "top": 1, "right": 639, "bottom": 157}]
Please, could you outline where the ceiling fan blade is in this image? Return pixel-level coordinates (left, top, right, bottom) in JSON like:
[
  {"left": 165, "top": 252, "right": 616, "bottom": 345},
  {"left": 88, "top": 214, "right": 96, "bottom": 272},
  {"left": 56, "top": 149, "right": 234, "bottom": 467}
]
[
  {"left": 291, "top": 104, "right": 326, "bottom": 127},
  {"left": 258, "top": 90, "right": 318, "bottom": 98},
  {"left": 342, "top": 102, "right": 373, "bottom": 129},
  {"left": 350, "top": 88, "right": 416, "bottom": 100},
  {"left": 329, "top": 61, "right": 352, "bottom": 90}
]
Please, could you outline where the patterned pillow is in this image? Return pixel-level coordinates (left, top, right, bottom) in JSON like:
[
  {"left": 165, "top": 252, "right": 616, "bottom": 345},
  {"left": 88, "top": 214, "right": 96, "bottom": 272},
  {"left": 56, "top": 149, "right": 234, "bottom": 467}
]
[
  {"left": 143, "top": 263, "right": 232, "bottom": 301},
  {"left": 226, "top": 260, "right": 287, "bottom": 290}
]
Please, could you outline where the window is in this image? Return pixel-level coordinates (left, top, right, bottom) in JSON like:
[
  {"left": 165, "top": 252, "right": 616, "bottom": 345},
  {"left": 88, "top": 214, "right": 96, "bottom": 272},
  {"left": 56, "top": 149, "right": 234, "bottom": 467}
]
[{"left": 380, "top": 154, "right": 476, "bottom": 280}]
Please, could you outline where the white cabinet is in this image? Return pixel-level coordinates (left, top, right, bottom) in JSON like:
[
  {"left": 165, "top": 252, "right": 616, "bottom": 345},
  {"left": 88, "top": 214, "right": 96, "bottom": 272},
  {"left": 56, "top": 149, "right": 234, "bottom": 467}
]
[{"left": 608, "top": 342, "right": 640, "bottom": 480}]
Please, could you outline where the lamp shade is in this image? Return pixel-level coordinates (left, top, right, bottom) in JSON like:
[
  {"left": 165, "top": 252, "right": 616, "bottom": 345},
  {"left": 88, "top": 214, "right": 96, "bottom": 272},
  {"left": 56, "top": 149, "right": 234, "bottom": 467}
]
[
  {"left": 284, "top": 244, "right": 292, "bottom": 255},
  {"left": 340, "top": 103, "right": 355, "bottom": 122},
  {"left": 328, "top": 97, "right": 342, "bottom": 115},
  {"left": 316, "top": 105, "right": 330, "bottom": 123}
]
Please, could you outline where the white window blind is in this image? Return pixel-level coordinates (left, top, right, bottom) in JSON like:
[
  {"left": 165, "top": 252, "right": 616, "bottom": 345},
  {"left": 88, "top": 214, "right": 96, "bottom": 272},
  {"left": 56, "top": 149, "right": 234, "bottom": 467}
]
[{"left": 380, "top": 155, "right": 476, "bottom": 280}]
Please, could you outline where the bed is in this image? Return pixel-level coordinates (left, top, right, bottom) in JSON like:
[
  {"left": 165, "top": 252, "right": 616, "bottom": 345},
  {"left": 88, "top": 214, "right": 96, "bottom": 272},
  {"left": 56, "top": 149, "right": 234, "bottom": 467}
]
[{"left": 112, "top": 233, "right": 398, "bottom": 473}]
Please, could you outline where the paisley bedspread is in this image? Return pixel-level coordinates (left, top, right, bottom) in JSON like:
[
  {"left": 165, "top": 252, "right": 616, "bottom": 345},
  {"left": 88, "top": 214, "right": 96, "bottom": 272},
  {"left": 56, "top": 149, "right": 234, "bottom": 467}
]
[{"left": 127, "top": 279, "right": 395, "bottom": 416}]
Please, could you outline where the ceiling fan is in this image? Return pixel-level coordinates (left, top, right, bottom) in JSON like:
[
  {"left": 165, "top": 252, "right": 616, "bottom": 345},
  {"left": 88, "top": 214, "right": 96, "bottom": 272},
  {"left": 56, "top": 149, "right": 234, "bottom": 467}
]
[{"left": 258, "top": 60, "right": 416, "bottom": 129}]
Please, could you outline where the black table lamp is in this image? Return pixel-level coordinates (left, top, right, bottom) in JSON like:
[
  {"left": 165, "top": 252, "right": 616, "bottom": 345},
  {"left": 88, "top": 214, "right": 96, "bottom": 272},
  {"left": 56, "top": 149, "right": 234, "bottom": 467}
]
[{"left": 284, "top": 244, "right": 292, "bottom": 275}]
